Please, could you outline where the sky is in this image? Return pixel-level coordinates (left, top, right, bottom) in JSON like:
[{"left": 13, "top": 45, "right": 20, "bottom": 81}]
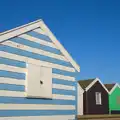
[{"left": 0, "top": 0, "right": 120, "bottom": 83}]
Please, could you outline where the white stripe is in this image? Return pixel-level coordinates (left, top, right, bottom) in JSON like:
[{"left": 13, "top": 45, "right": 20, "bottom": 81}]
[
  {"left": 0, "top": 77, "right": 24, "bottom": 85},
  {"left": 2, "top": 40, "right": 68, "bottom": 62},
  {"left": 0, "top": 51, "right": 75, "bottom": 72},
  {"left": 53, "top": 94, "right": 75, "bottom": 100},
  {"left": 19, "top": 34, "right": 57, "bottom": 49},
  {"left": 0, "top": 90, "right": 24, "bottom": 97},
  {"left": 0, "top": 115, "right": 75, "bottom": 120},
  {"left": 0, "top": 63, "right": 75, "bottom": 82},
  {"left": 0, "top": 64, "right": 26, "bottom": 73},
  {"left": 53, "top": 84, "right": 75, "bottom": 91},
  {"left": 0, "top": 90, "right": 75, "bottom": 100},
  {"left": 53, "top": 74, "right": 75, "bottom": 81},
  {"left": 0, "top": 77, "right": 75, "bottom": 91},
  {"left": 33, "top": 28, "right": 46, "bottom": 35},
  {"left": 0, "top": 104, "right": 75, "bottom": 110}
]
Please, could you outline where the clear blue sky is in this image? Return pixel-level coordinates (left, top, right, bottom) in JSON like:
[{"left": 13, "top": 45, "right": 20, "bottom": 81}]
[{"left": 0, "top": 0, "right": 120, "bottom": 83}]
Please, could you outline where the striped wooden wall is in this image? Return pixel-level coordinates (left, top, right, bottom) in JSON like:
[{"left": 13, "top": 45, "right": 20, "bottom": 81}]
[{"left": 0, "top": 28, "right": 77, "bottom": 120}]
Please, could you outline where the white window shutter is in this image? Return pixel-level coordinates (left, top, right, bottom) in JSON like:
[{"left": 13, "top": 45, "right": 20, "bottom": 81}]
[
  {"left": 95, "top": 92, "right": 102, "bottom": 105},
  {"left": 26, "top": 63, "right": 52, "bottom": 99}
]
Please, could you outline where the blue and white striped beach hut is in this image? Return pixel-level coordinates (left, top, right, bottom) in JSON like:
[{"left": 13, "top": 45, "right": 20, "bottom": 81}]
[{"left": 0, "top": 20, "right": 80, "bottom": 120}]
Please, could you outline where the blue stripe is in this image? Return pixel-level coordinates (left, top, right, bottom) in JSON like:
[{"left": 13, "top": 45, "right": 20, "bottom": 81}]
[
  {"left": 0, "top": 45, "right": 72, "bottom": 67},
  {"left": 53, "top": 78, "right": 75, "bottom": 86},
  {"left": 53, "top": 68, "right": 76, "bottom": 77},
  {"left": 0, "top": 96, "right": 75, "bottom": 105},
  {"left": 0, "top": 70, "right": 25, "bottom": 80},
  {"left": 0, "top": 110, "right": 75, "bottom": 117},
  {"left": 0, "top": 84, "right": 75, "bottom": 96},
  {"left": 53, "top": 89, "right": 75, "bottom": 96},
  {"left": 26, "top": 31, "right": 52, "bottom": 42},
  {"left": 11, "top": 37, "right": 60, "bottom": 54},
  {"left": 0, "top": 57, "right": 26, "bottom": 68},
  {"left": 0, "top": 84, "right": 24, "bottom": 91}
]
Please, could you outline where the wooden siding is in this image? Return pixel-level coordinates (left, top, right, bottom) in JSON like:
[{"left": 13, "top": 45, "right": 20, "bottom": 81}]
[
  {"left": 0, "top": 28, "right": 78, "bottom": 120},
  {"left": 83, "top": 81, "right": 109, "bottom": 115},
  {"left": 109, "top": 86, "right": 120, "bottom": 113}
]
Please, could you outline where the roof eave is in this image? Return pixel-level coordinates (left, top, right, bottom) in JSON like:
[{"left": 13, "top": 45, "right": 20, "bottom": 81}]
[{"left": 85, "top": 78, "right": 109, "bottom": 93}]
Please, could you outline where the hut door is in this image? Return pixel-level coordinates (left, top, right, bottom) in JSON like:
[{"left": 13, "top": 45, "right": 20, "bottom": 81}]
[{"left": 26, "top": 63, "right": 52, "bottom": 99}]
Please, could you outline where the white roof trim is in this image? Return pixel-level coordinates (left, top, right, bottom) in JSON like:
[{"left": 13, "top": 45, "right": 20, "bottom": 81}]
[
  {"left": 85, "top": 78, "right": 109, "bottom": 93},
  {"left": 109, "top": 83, "right": 120, "bottom": 95},
  {"left": 39, "top": 20, "right": 80, "bottom": 72},
  {"left": 0, "top": 20, "right": 42, "bottom": 43},
  {"left": 0, "top": 19, "right": 80, "bottom": 72}
]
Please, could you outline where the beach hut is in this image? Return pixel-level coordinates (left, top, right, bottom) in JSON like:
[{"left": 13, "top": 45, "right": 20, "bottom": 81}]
[
  {"left": 0, "top": 20, "right": 80, "bottom": 120},
  {"left": 77, "top": 78, "right": 109, "bottom": 115},
  {"left": 105, "top": 83, "right": 120, "bottom": 114}
]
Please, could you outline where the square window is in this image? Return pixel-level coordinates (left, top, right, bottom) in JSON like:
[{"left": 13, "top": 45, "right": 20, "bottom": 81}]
[
  {"left": 95, "top": 92, "right": 102, "bottom": 105},
  {"left": 26, "top": 63, "right": 52, "bottom": 99}
]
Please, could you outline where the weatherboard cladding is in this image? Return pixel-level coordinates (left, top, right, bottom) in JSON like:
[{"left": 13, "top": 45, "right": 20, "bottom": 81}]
[
  {"left": 0, "top": 26, "right": 77, "bottom": 120},
  {"left": 83, "top": 81, "right": 109, "bottom": 115},
  {"left": 106, "top": 84, "right": 120, "bottom": 114}
]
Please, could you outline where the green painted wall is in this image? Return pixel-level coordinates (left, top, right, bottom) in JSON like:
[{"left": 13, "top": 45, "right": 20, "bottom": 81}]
[{"left": 109, "top": 86, "right": 120, "bottom": 111}]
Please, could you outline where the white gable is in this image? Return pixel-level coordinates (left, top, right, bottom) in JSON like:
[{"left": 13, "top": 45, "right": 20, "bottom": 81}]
[{"left": 0, "top": 19, "right": 80, "bottom": 72}]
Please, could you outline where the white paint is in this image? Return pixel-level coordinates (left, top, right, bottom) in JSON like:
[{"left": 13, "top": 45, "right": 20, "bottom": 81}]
[
  {"left": 0, "top": 115, "right": 75, "bottom": 120},
  {"left": 39, "top": 20, "right": 80, "bottom": 72},
  {"left": 0, "top": 20, "right": 41, "bottom": 42},
  {"left": 19, "top": 34, "right": 57, "bottom": 49},
  {"left": 0, "top": 77, "right": 24, "bottom": 85},
  {"left": 33, "top": 28, "right": 46, "bottom": 35},
  {"left": 53, "top": 74, "right": 75, "bottom": 81},
  {"left": 0, "top": 19, "right": 80, "bottom": 72},
  {"left": 53, "top": 84, "right": 75, "bottom": 91},
  {"left": 0, "top": 51, "right": 75, "bottom": 72},
  {"left": 0, "top": 90, "right": 75, "bottom": 100},
  {"left": 0, "top": 104, "right": 75, "bottom": 110},
  {"left": 85, "top": 78, "right": 109, "bottom": 93},
  {"left": 2, "top": 40, "right": 68, "bottom": 62},
  {"left": 95, "top": 92, "right": 102, "bottom": 105},
  {"left": 0, "top": 90, "right": 24, "bottom": 97},
  {"left": 0, "top": 64, "right": 26, "bottom": 73},
  {"left": 26, "top": 63, "right": 52, "bottom": 99},
  {"left": 77, "top": 83, "right": 83, "bottom": 115},
  {"left": 53, "top": 94, "right": 75, "bottom": 100}
]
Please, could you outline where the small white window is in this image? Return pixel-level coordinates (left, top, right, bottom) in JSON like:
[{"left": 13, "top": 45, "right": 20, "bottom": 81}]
[
  {"left": 26, "top": 63, "right": 52, "bottom": 99},
  {"left": 95, "top": 92, "right": 102, "bottom": 105}
]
